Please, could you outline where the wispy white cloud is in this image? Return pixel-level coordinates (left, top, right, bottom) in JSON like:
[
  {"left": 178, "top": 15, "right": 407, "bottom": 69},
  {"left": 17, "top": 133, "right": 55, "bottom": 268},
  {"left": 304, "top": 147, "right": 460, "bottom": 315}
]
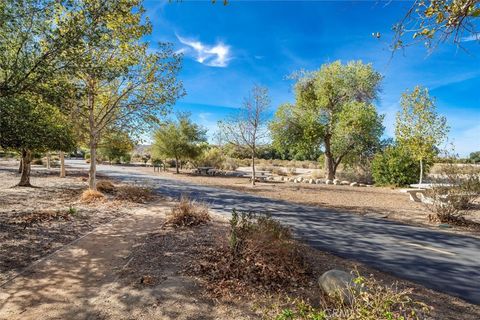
[
  {"left": 460, "top": 34, "right": 479, "bottom": 42},
  {"left": 177, "top": 34, "right": 232, "bottom": 67}
]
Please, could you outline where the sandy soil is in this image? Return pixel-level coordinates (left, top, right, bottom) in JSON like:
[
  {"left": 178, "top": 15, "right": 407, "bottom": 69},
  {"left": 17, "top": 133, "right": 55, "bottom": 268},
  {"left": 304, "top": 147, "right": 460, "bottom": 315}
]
[
  {"left": 0, "top": 164, "right": 133, "bottom": 283},
  {"left": 0, "top": 162, "right": 251, "bottom": 319},
  {"left": 136, "top": 166, "right": 480, "bottom": 236}
]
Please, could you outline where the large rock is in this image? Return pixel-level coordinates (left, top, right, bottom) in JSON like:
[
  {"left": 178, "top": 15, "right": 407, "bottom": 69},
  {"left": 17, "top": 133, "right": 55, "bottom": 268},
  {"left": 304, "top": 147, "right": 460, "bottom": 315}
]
[{"left": 318, "top": 269, "right": 357, "bottom": 303}]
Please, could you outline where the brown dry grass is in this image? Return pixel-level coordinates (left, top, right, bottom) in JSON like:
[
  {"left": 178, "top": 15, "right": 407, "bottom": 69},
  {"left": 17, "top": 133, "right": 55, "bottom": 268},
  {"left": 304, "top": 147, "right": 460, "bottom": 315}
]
[
  {"left": 114, "top": 185, "right": 153, "bottom": 203},
  {"left": 187, "top": 212, "right": 310, "bottom": 296},
  {"left": 80, "top": 189, "right": 105, "bottom": 203},
  {"left": 96, "top": 180, "right": 116, "bottom": 194},
  {"left": 166, "top": 195, "right": 210, "bottom": 227}
]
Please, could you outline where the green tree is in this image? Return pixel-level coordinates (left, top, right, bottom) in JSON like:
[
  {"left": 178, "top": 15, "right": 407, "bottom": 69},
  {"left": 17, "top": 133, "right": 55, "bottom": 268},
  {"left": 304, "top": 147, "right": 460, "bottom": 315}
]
[
  {"left": 70, "top": 0, "right": 184, "bottom": 190},
  {"left": 152, "top": 114, "right": 207, "bottom": 174},
  {"left": 98, "top": 130, "right": 134, "bottom": 164},
  {"left": 270, "top": 61, "right": 384, "bottom": 180},
  {"left": 395, "top": 86, "right": 449, "bottom": 184},
  {"left": 0, "top": 0, "right": 97, "bottom": 98},
  {"left": 372, "top": 145, "right": 421, "bottom": 187},
  {"left": 0, "top": 94, "right": 75, "bottom": 186},
  {"left": 469, "top": 151, "right": 480, "bottom": 163},
  {"left": 393, "top": 0, "right": 480, "bottom": 50},
  {"left": 218, "top": 85, "right": 271, "bottom": 185}
]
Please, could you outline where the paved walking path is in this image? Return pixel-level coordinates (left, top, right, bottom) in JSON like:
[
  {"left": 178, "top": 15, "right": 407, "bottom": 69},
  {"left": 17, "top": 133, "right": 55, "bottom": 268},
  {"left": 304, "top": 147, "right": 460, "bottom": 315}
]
[
  {"left": 66, "top": 161, "right": 480, "bottom": 305},
  {"left": 0, "top": 207, "right": 167, "bottom": 320}
]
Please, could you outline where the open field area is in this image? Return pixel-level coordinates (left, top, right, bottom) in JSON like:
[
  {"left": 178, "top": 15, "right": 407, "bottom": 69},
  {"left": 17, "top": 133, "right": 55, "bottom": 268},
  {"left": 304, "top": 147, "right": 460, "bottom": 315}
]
[
  {"left": 1, "top": 161, "right": 480, "bottom": 319},
  {"left": 133, "top": 165, "right": 480, "bottom": 236}
]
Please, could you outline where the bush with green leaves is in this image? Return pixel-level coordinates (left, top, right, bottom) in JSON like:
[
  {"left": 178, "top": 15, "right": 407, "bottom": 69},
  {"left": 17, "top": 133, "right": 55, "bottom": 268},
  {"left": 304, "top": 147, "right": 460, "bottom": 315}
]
[
  {"left": 371, "top": 146, "right": 421, "bottom": 187},
  {"left": 267, "top": 273, "right": 429, "bottom": 320}
]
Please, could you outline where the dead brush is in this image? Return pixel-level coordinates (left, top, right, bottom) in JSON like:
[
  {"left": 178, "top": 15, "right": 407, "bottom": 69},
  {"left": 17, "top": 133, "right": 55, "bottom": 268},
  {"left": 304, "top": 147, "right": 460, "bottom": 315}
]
[
  {"left": 115, "top": 185, "right": 153, "bottom": 203},
  {"left": 166, "top": 195, "right": 210, "bottom": 227},
  {"left": 12, "top": 209, "right": 72, "bottom": 228},
  {"left": 96, "top": 180, "right": 116, "bottom": 194},
  {"left": 188, "top": 210, "right": 310, "bottom": 296},
  {"left": 80, "top": 189, "right": 105, "bottom": 203}
]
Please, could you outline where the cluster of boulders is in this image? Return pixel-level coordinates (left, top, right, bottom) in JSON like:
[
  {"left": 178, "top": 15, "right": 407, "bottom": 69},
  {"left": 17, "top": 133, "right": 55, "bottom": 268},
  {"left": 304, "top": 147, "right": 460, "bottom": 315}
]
[{"left": 265, "top": 175, "right": 371, "bottom": 187}]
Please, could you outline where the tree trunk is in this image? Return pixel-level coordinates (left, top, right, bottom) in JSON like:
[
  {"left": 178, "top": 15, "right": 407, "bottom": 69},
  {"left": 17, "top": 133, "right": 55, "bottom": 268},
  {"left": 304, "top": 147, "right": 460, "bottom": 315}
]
[
  {"left": 324, "top": 135, "right": 335, "bottom": 180},
  {"left": 419, "top": 159, "right": 424, "bottom": 184},
  {"left": 18, "top": 149, "right": 32, "bottom": 187},
  {"left": 87, "top": 76, "right": 97, "bottom": 190},
  {"left": 18, "top": 158, "right": 22, "bottom": 173},
  {"left": 89, "top": 143, "right": 97, "bottom": 190},
  {"left": 175, "top": 157, "right": 179, "bottom": 174},
  {"left": 46, "top": 152, "right": 51, "bottom": 170},
  {"left": 251, "top": 153, "right": 256, "bottom": 186},
  {"left": 59, "top": 151, "right": 65, "bottom": 178}
]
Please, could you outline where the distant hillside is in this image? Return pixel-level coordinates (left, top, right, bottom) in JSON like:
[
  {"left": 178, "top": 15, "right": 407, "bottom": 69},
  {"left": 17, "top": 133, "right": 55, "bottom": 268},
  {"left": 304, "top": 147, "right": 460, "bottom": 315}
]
[{"left": 133, "top": 145, "right": 152, "bottom": 155}]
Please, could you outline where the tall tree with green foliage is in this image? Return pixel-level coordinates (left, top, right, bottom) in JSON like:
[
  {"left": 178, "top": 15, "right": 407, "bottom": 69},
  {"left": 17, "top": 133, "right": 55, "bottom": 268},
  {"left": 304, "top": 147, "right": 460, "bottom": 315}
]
[
  {"left": 270, "top": 61, "right": 384, "bottom": 180},
  {"left": 0, "top": 94, "right": 75, "bottom": 186},
  {"left": 152, "top": 114, "right": 207, "bottom": 173},
  {"left": 0, "top": 0, "right": 96, "bottom": 98},
  {"left": 218, "top": 85, "right": 271, "bottom": 185},
  {"left": 395, "top": 86, "right": 449, "bottom": 184},
  {"left": 98, "top": 130, "right": 134, "bottom": 164},
  {"left": 69, "top": 0, "right": 184, "bottom": 190}
]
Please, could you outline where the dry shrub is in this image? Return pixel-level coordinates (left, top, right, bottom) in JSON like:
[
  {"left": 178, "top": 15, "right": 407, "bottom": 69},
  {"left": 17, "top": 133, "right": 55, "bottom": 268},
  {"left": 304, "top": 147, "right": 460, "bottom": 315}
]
[
  {"left": 81, "top": 189, "right": 105, "bottom": 203},
  {"left": 425, "top": 163, "right": 480, "bottom": 226},
  {"left": 115, "top": 185, "right": 153, "bottom": 203},
  {"left": 267, "top": 274, "right": 430, "bottom": 320},
  {"left": 166, "top": 195, "right": 210, "bottom": 227},
  {"left": 188, "top": 211, "right": 309, "bottom": 296},
  {"left": 96, "top": 180, "right": 116, "bottom": 194},
  {"left": 12, "top": 209, "right": 72, "bottom": 227}
]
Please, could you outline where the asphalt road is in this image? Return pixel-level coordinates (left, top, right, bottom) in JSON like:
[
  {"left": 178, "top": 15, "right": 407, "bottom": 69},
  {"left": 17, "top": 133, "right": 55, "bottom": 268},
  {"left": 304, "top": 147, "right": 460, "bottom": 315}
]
[{"left": 69, "top": 160, "right": 480, "bottom": 304}]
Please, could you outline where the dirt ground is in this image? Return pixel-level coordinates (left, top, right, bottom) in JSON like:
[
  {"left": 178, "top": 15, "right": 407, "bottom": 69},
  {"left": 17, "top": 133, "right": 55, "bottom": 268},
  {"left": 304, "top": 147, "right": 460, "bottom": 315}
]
[
  {"left": 117, "top": 214, "right": 480, "bottom": 320},
  {"left": 136, "top": 166, "right": 480, "bottom": 236},
  {"left": 1, "top": 160, "right": 479, "bottom": 319},
  {"left": 0, "top": 164, "right": 132, "bottom": 283}
]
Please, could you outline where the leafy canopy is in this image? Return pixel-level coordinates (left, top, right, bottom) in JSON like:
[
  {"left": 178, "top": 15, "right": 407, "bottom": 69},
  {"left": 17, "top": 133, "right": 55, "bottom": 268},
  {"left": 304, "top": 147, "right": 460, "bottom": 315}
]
[
  {"left": 270, "top": 61, "right": 384, "bottom": 172},
  {"left": 0, "top": 94, "right": 75, "bottom": 153},
  {"left": 152, "top": 114, "right": 207, "bottom": 162},
  {"left": 393, "top": 0, "right": 480, "bottom": 50},
  {"left": 395, "top": 86, "right": 449, "bottom": 162}
]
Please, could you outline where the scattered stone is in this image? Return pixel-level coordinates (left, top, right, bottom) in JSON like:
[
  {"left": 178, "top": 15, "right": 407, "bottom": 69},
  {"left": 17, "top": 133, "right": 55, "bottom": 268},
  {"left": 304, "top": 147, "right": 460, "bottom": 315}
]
[
  {"left": 358, "top": 183, "right": 366, "bottom": 187},
  {"left": 325, "top": 179, "right": 333, "bottom": 185},
  {"left": 309, "top": 179, "right": 315, "bottom": 184},
  {"left": 318, "top": 269, "right": 357, "bottom": 303},
  {"left": 333, "top": 179, "right": 340, "bottom": 185},
  {"left": 340, "top": 180, "right": 350, "bottom": 186},
  {"left": 316, "top": 179, "right": 322, "bottom": 184},
  {"left": 350, "top": 182, "right": 358, "bottom": 187}
]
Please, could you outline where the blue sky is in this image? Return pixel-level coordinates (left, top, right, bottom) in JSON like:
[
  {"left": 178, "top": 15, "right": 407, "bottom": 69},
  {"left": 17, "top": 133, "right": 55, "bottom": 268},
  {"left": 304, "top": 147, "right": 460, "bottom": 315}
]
[{"left": 144, "top": 0, "right": 480, "bottom": 156}]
